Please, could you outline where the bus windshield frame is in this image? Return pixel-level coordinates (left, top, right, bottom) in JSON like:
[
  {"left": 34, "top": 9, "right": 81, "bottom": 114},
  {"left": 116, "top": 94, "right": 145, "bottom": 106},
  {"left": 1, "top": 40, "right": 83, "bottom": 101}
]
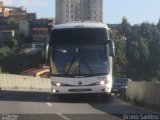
[
  {"left": 50, "top": 28, "right": 108, "bottom": 45},
  {"left": 49, "top": 28, "right": 110, "bottom": 77}
]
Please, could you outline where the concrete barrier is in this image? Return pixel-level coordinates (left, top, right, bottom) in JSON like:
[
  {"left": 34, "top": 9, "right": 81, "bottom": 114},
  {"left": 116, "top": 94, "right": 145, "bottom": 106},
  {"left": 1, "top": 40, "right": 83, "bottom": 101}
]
[
  {"left": 0, "top": 74, "right": 50, "bottom": 91},
  {"left": 126, "top": 81, "right": 160, "bottom": 111}
]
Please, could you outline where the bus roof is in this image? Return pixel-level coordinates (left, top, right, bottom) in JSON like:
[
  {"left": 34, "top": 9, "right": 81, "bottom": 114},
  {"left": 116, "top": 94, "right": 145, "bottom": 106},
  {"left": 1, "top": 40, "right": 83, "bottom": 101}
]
[{"left": 52, "top": 22, "right": 109, "bottom": 30}]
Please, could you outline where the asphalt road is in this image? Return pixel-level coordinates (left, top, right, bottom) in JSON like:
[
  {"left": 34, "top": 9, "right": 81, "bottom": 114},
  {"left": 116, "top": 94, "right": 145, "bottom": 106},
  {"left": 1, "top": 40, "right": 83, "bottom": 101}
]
[{"left": 0, "top": 91, "right": 159, "bottom": 120}]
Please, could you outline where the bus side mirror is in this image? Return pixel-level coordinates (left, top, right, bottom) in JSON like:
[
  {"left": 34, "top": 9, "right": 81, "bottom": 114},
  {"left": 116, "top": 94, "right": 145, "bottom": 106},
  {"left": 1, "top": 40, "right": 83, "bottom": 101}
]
[
  {"left": 42, "top": 43, "right": 50, "bottom": 60},
  {"left": 107, "top": 40, "right": 115, "bottom": 57}
]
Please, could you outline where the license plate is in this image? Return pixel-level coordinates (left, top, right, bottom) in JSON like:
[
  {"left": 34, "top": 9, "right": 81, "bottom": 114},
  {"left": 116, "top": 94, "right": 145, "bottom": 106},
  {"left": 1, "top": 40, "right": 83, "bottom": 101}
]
[
  {"left": 69, "top": 89, "right": 92, "bottom": 92},
  {"left": 75, "top": 89, "right": 86, "bottom": 92}
]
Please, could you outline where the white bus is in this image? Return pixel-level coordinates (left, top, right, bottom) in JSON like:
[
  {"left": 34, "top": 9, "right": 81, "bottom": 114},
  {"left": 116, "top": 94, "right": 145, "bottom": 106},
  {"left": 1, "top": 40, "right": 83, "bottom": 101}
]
[{"left": 44, "top": 22, "right": 115, "bottom": 100}]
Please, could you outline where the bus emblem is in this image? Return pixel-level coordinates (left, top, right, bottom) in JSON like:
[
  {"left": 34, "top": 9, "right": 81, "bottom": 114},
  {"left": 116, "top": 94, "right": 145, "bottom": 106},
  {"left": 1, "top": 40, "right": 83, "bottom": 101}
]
[{"left": 78, "top": 81, "right": 82, "bottom": 86}]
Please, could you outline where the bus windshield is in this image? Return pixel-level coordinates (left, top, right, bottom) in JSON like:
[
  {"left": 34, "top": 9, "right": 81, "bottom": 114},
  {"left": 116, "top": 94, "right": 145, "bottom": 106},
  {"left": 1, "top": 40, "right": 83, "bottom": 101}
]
[{"left": 51, "top": 45, "right": 109, "bottom": 77}]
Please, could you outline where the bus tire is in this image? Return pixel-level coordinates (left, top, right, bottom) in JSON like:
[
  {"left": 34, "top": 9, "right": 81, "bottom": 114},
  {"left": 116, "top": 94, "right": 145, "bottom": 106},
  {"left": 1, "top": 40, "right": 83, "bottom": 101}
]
[
  {"left": 103, "top": 93, "right": 111, "bottom": 101},
  {"left": 58, "top": 95, "right": 66, "bottom": 101}
]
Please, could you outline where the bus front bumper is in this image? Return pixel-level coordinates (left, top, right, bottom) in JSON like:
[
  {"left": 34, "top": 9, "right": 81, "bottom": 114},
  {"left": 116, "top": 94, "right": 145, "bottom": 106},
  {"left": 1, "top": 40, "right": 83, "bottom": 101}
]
[{"left": 51, "top": 85, "right": 112, "bottom": 95}]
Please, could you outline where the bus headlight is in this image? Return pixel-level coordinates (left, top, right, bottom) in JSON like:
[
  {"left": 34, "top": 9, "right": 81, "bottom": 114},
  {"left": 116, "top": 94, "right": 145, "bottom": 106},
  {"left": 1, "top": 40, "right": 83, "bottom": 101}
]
[
  {"left": 100, "top": 81, "right": 105, "bottom": 85},
  {"left": 52, "top": 89, "right": 56, "bottom": 93},
  {"left": 56, "top": 82, "right": 61, "bottom": 87},
  {"left": 96, "top": 80, "right": 109, "bottom": 85},
  {"left": 52, "top": 82, "right": 65, "bottom": 87}
]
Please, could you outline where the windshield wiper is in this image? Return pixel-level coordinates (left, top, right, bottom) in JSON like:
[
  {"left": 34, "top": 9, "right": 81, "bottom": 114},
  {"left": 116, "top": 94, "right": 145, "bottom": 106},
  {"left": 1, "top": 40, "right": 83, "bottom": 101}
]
[
  {"left": 65, "top": 53, "right": 76, "bottom": 75},
  {"left": 79, "top": 54, "right": 94, "bottom": 74},
  {"left": 66, "top": 48, "right": 94, "bottom": 75}
]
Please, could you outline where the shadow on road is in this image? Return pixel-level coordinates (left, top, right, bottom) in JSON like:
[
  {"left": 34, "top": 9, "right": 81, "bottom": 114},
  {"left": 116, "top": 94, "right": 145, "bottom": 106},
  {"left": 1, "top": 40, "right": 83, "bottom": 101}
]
[
  {"left": 0, "top": 90, "right": 106, "bottom": 103},
  {"left": 88, "top": 95, "right": 160, "bottom": 120},
  {"left": 0, "top": 90, "right": 52, "bottom": 102},
  {"left": 0, "top": 90, "right": 111, "bottom": 103},
  {"left": 52, "top": 94, "right": 112, "bottom": 103}
]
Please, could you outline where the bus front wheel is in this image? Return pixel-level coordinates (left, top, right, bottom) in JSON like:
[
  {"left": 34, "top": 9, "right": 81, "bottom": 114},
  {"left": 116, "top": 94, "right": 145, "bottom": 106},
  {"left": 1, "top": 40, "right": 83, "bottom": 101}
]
[{"left": 102, "top": 93, "right": 111, "bottom": 101}]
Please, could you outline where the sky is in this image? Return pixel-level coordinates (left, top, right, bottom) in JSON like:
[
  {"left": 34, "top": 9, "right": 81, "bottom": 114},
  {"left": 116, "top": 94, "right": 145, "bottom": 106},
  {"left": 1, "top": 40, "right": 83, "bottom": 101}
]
[{"left": 1, "top": 0, "right": 160, "bottom": 25}]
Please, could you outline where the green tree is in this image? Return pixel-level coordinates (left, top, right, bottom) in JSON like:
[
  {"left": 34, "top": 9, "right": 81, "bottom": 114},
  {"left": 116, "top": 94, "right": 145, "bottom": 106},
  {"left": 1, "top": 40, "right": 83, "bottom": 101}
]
[
  {"left": 119, "top": 20, "right": 152, "bottom": 80},
  {"left": 113, "top": 39, "right": 128, "bottom": 78},
  {"left": 0, "top": 47, "right": 11, "bottom": 57},
  {"left": 0, "top": 52, "right": 44, "bottom": 74},
  {"left": 0, "top": 66, "right": 2, "bottom": 73},
  {"left": 4, "top": 37, "right": 18, "bottom": 49},
  {"left": 157, "top": 18, "right": 160, "bottom": 31},
  {"left": 147, "top": 25, "right": 160, "bottom": 80},
  {"left": 128, "top": 37, "right": 149, "bottom": 80},
  {"left": 112, "top": 18, "right": 160, "bottom": 81},
  {"left": 109, "top": 29, "right": 128, "bottom": 78},
  {"left": 119, "top": 17, "right": 132, "bottom": 36},
  {"left": 0, "top": 19, "right": 9, "bottom": 25}
]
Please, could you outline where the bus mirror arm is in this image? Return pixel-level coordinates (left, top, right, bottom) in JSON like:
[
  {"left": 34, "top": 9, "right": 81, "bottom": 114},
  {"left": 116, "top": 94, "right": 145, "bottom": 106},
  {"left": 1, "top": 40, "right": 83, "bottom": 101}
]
[
  {"left": 49, "top": 41, "right": 53, "bottom": 47},
  {"left": 42, "top": 43, "right": 50, "bottom": 64},
  {"left": 106, "top": 40, "right": 113, "bottom": 44},
  {"left": 106, "top": 40, "right": 115, "bottom": 57}
]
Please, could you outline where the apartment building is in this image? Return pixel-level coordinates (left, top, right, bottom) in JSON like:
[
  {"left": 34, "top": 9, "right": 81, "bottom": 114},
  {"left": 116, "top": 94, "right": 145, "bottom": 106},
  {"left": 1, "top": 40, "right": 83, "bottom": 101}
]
[
  {"left": 81, "top": 0, "right": 103, "bottom": 22},
  {"left": 0, "top": 2, "right": 11, "bottom": 18},
  {"left": 31, "top": 19, "right": 54, "bottom": 49},
  {"left": 0, "top": 1, "right": 3, "bottom": 16},
  {"left": 0, "top": 2, "right": 17, "bottom": 17},
  {"left": 55, "top": 0, "right": 103, "bottom": 24},
  {"left": 0, "top": 2, "right": 36, "bottom": 23}
]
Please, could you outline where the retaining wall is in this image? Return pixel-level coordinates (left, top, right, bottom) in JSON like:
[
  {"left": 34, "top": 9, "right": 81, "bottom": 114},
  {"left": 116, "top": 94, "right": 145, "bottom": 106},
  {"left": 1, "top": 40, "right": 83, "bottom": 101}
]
[
  {"left": 126, "top": 81, "right": 160, "bottom": 111},
  {"left": 0, "top": 74, "right": 50, "bottom": 91}
]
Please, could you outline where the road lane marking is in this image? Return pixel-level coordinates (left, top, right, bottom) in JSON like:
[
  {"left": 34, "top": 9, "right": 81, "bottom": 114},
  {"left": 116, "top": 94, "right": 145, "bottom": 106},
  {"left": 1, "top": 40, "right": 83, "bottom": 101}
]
[
  {"left": 47, "top": 102, "right": 52, "bottom": 107},
  {"left": 57, "top": 113, "right": 71, "bottom": 120}
]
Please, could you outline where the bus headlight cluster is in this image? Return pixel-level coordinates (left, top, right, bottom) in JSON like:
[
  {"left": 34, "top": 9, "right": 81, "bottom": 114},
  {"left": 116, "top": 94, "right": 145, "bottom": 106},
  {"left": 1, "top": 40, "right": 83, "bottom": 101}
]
[
  {"left": 100, "top": 81, "right": 105, "bottom": 85},
  {"left": 52, "top": 89, "right": 56, "bottom": 93},
  {"left": 97, "top": 80, "right": 109, "bottom": 85},
  {"left": 122, "top": 86, "right": 127, "bottom": 89},
  {"left": 52, "top": 82, "right": 65, "bottom": 87},
  {"left": 56, "top": 82, "right": 61, "bottom": 87}
]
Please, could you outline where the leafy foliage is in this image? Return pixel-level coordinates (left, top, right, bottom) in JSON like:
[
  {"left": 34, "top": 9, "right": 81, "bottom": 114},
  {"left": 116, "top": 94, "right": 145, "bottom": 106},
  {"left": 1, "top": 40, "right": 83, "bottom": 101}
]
[
  {"left": 4, "top": 37, "right": 18, "bottom": 49},
  {"left": 0, "top": 47, "right": 12, "bottom": 57},
  {"left": 0, "top": 52, "right": 44, "bottom": 74},
  {"left": 111, "top": 18, "right": 160, "bottom": 81},
  {"left": 0, "top": 19, "right": 41, "bottom": 74}
]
